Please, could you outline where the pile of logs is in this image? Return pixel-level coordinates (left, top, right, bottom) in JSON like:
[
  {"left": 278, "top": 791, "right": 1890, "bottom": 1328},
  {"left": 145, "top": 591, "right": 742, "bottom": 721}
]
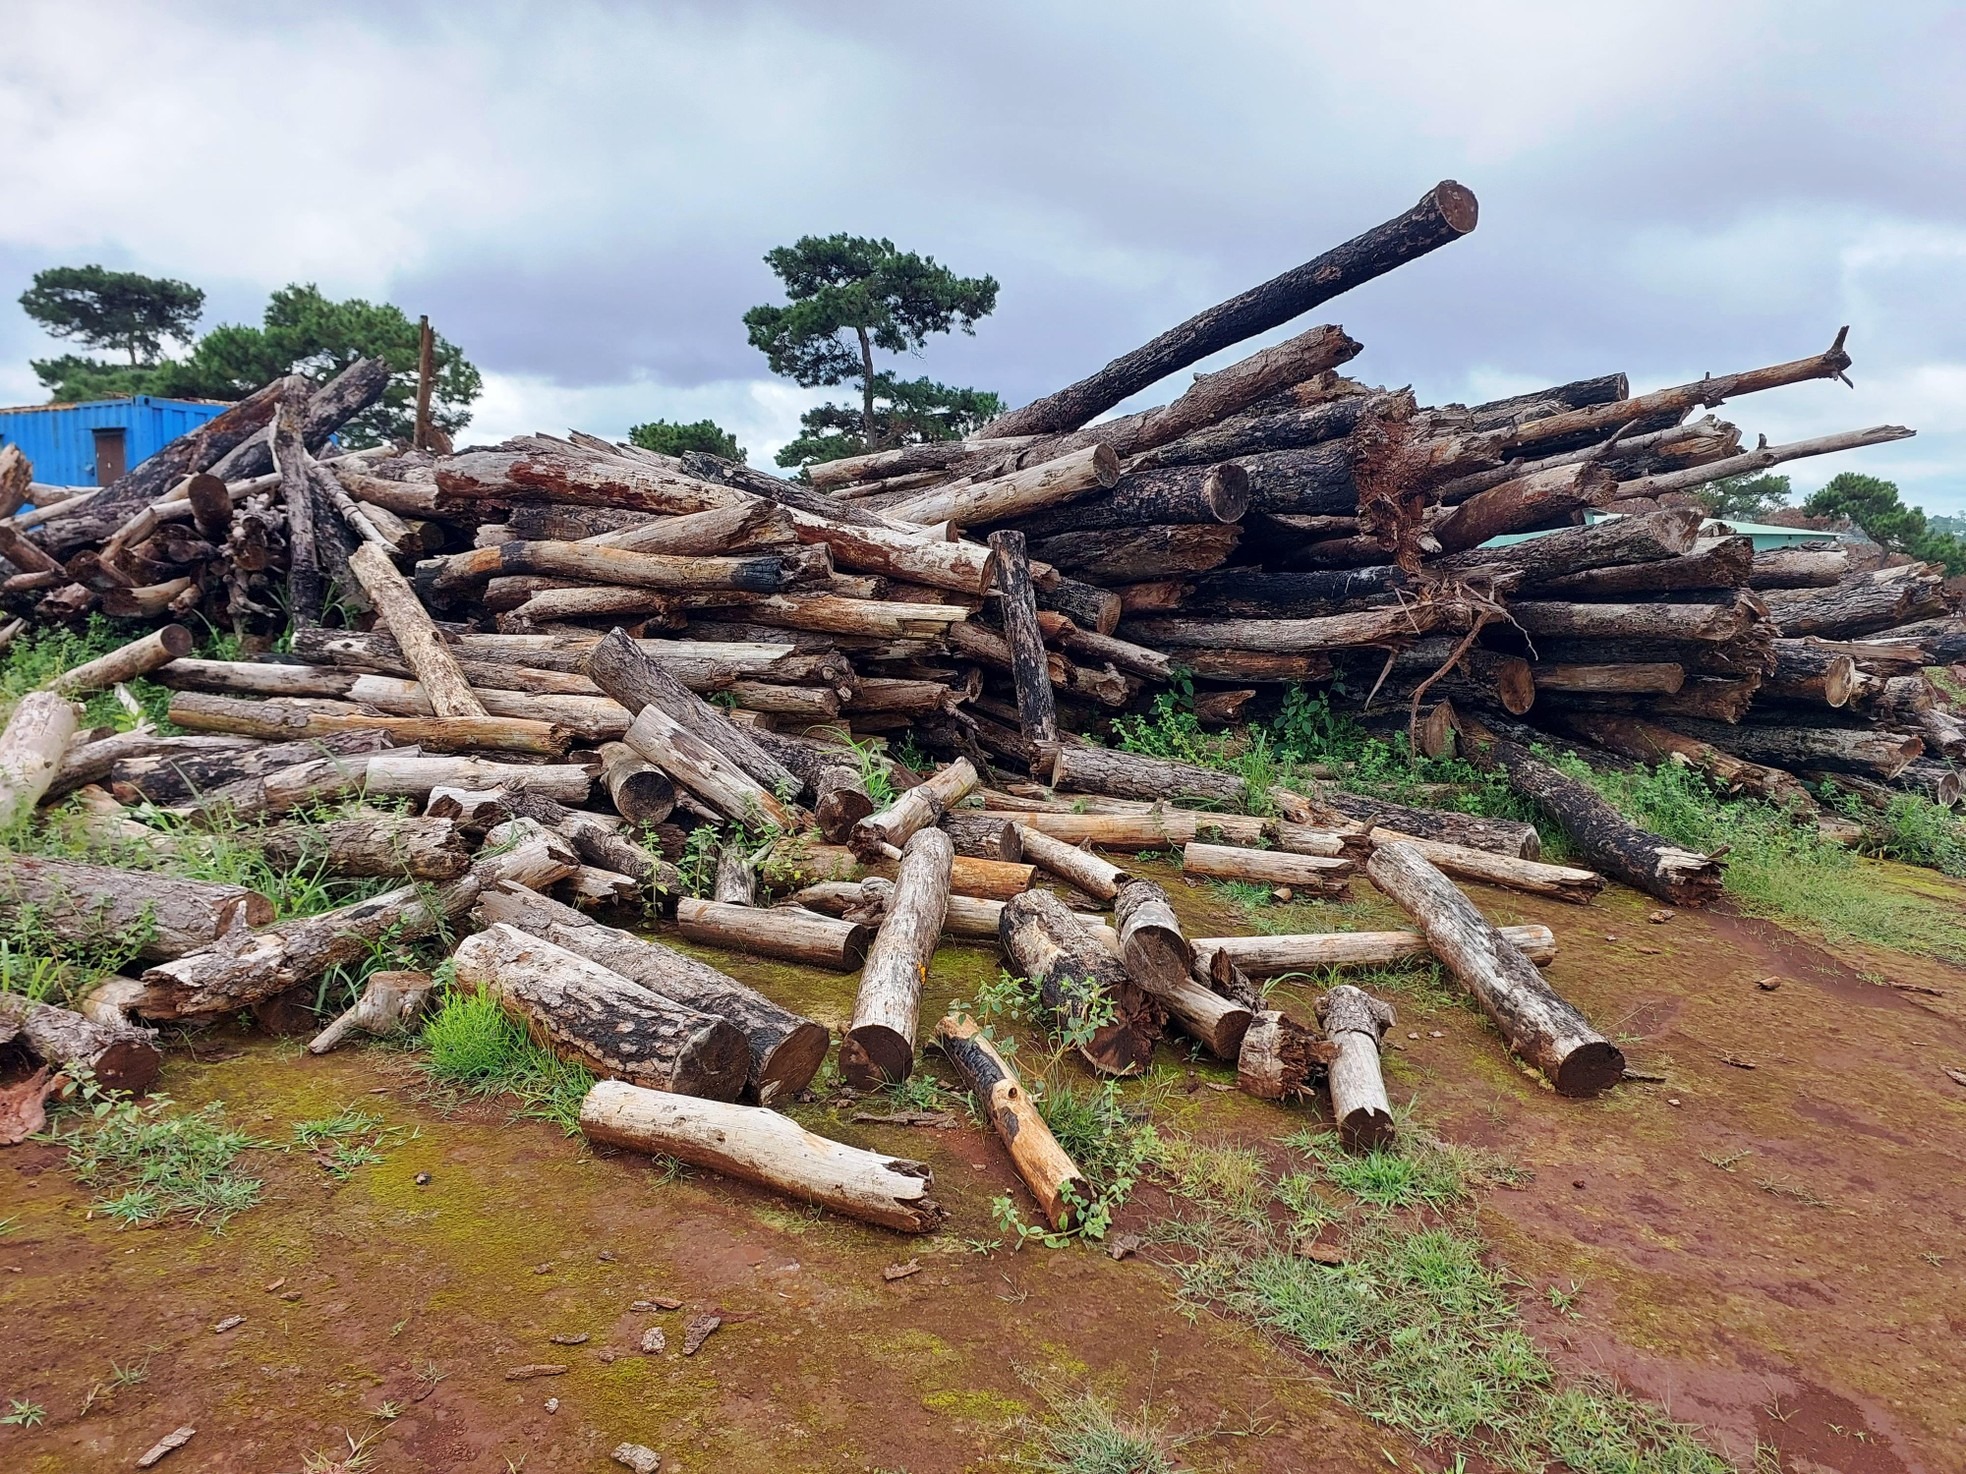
[{"left": 2, "top": 177, "right": 1962, "bottom": 1233}]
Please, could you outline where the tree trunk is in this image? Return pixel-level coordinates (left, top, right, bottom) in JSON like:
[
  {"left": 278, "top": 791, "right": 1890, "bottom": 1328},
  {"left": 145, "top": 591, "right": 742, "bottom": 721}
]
[
  {"left": 1535, "top": 536, "right": 1756, "bottom": 600},
  {"left": 1430, "top": 463, "right": 1616, "bottom": 553},
  {"left": 809, "top": 441, "right": 975, "bottom": 491},
  {"left": 0, "top": 690, "right": 78, "bottom": 826},
  {"left": 1001, "top": 823, "right": 1129, "bottom": 901},
  {"left": 677, "top": 898, "right": 871, "bottom": 970},
  {"left": 1509, "top": 597, "right": 1759, "bottom": 644},
  {"left": 814, "top": 763, "right": 875, "bottom": 844},
  {"left": 252, "top": 814, "right": 470, "bottom": 879},
  {"left": 885, "top": 444, "right": 1120, "bottom": 528},
  {"left": 1762, "top": 577, "right": 1915, "bottom": 638},
  {"left": 0, "top": 993, "right": 160, "bottom": 1094},
  {"left": 1435, "top": 506, "right": 1703, "bottom": 583},
  {"left": 156, "top": 658, "right": 358, "bottom": 699},
  {"left": 1311, "top": 787, "right": 1542, "bottom": 859},
  {"left": 1668, "top": 718, "right": 1923, "bottom": 780},
  {"left": 1618, "top": 424, "right": 1913, "bottom": 501},
  {"left": 1318, "top": 985, "right": 1395, "bottom": 1150},
  {"left": 1004, "top": 807, "right": 1276, "bottom": 852},
  {"left": 1121, "top": 604, "right": 1444, "bottom": 653},
  {"left": 997, "top": 887, "right": 1161, "bottom": 1075},
  {"left": 0, "top": 855, "right": 273, "bottom": 962},
  {"left": 347, "top": 540, "right": 487, "bottom": 718},
  {"left": 1764, "top": 641, "right": 1858, "bottom": 707},
  {"left": 1031, "top": 523, "right": 1242, "bottom": 583},
  {"left": 934, "top": 1013, "right": 1088, "bottom": 1231},
  {"left": 1115, "top": 879, "right": 1251, "bottom": 1059},
  {"left": 1181, "top": 841, "right": 1353, "bottom": 894},
  {"left": 307, "top": 970, "right": 432, "bottom": 1054},
  {"left": 1366, "top": 828, "right": 1601, "bottom": 903},
  {"left": 1368, "top": 841, "right": 1623, "bottom": 1094},
  {"left": 1533, "top": 663, "right": 1685, "bottom": 695},
  {"left": 1012, "top": 463, "right": 1249, "bottom": 537},
  {"left": 597, "top": 740, "right": 677, "bottom": 824},
  {"left": 1047, "top": 743, "right": 1244, "bottom": 808},
  {"left": 583, "top": 498, "right": 788, "bottom": 554},
  {"left": 787, "top": 508, "right": 1000, "bottom": 594},
  {"left": 270, "top": 393, "right": 324, "bottom": 627},
  {"left": 476, "top": 882, "right": 827, "bottom": 1103},
  {"left": 1037, "top": 575, "right": 1122, "bottom": 637},
  {"left": 1194, "top": 923, "right": 1555, "bottom": 977},
  {"left": 982, "top": 182, "right": 1477, "bottom": 436},
  {"left": 46, "top": 625, "right": 192, "bottom": 697},
  {"left": 360, "top": 751, "right": 592, "bottom": 804},
  {"left": 454, "top": 924, "right": 748, "bottom": 1099},
  {"left": 579, "top": 1079, "right": 944, "bottom": 1233},
  {"left": 1236, "top": 1010, "right": 1334, "bottom": 1102},
  {"left": 347, "top": 673, "right": 630, "bottom": 742},
  {"left": 165, "top": 691, "right": 569, "bottom": 758},
  {"left": 851, "top": 757, "right": 979, "bottom": 859},
  {"left": 1176, "top": 564, "right": 1409, "bottom": 617},
  {"left": 1747, "top": 547, "right": 1850, "bottom": 589},
  {"left": 841, "top": 828, "right": 953, "bottom": 1087},
  {"left": 495, "top": 788, "right": 681, "bottom": 894},
  {"left": 986, "top": 529, "right": 1058, "bottom": 747}
]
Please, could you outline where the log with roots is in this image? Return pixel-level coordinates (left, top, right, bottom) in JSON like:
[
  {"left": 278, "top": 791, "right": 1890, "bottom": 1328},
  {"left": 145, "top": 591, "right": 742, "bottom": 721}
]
[
  {"left": 252, "top": 814, "right": 471, "bottom": 879},
  {"left": 841, "top": 828, "right": 954, "bottom": 1088},
  {"left": 579, "top": 1079, "right": 945, "bottom": 1234},
  {"left": 0, "top": 690, "right": 78, "bottom": 827},
  {"left": 1193, "top": 923, "right": 1556, "bottom": 977},
  {"left": 47, "top": 625, "right": 193, "bottom": 697},
  {"left": 1318, "top": 985, "right": 1396, "bottom": 1151},
  {"left": 850, "top": 757, "right": 979, "bottom": 859},
  {"left": 307, "top": 971, "right": 432, "bottom": 1054},
  {"left": 453, "top": 924, "right": 749, "bottom": 1099},
  {"left": 1115, "top": 880, "right": 1252, "bottom": 1059},
  {"left": 475, "top": 882, "right": 828, "bottom": 1103},
  {"left": 0, "top": 855, "right": 275, "bottom": 962},
  {"left": 0, "top": 992, "right": 161, "bottom": 1094},
  {"left": 1237, "top": 1010, "right": 1335, "bottom": 1102},
  {"left": 1001, "top": 822, "right": 1130, "bottom": 901},
  {"left": 1367, "top": 841, "right": 1624, "bottom": 1096},
  {"left": 935, "top": 1013, "right": 1087, "bottom": 1232},
  {"left": 998, "top": 887, "right": 1161, "bottom": 1075},
  {"left": 677, "top": 898, "right": 871, "bottom": 970}
]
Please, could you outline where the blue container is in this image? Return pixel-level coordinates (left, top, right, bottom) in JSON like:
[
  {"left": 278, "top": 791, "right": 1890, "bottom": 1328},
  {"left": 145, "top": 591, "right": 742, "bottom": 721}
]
[{"left": 0, "top": 395, "right": 231, "bottom": 486}]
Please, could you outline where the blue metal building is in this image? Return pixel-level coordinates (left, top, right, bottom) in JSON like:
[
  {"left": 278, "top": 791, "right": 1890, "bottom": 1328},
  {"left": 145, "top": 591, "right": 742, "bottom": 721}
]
[{"left": 0, "top": 395, "right": 230, "bottom": 487}]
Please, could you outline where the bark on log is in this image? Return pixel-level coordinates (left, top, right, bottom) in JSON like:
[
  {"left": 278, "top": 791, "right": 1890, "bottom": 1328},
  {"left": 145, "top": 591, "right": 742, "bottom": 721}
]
[
  {"left": 1116, "top": 879, "right": 1251, "bottom": 1059},
  {"left": 622, "top": 704, "right": 794, "bottom": 828},
  {"left": 1509, "top": 597, "right": 1759, "bottom": 644},
  {"left": 934, "top": 1013, "right": 1087, "bottom": 1230},
  {"left": 1011, "top": 463, "right": 1249, "bottom": 537},
  {"left": 0, "top": 690, "right": 78, "bottom": 826},
  {"left": 454, "top": 924, "right": 748, "bottom": 1099},
  {"left": 0, "top": 855, "right": 273, "bottom": 962},
  {"left": 46, "top": 625, "right": 192, "bottom": 697},
  {"left": 1764, "top": 641, "right": 1858, "bottom": 706},
  {"left": 252, "top": 815, "right": 470, "bottom": 879},
  {"left": 579, "top": 1079, "right": 944, "bottom": 1233},
  {"left": 155, "top": 659, "right": 356, "bottom": 699},
  {"left": 1668, "top": 718, "right": 1923, "bottom": 780},
  {"left": 1236, "top": 1010, "right": 1333, "bottom": 1102},
  {"left": 1048, "top": 742, "right": 1243, "bottom": 808},
  {"left": 272, "top": 393, "right": 324, "bottom": 627},
  {"left": 1368, "top": 841, "right": 1624, "bottom": 1095},
  {"left": 165, "top": 691, "right": 569, "bottom": 757},
  {"left": 1532, "top": 536, "right": 1754, "bottom": 600},
  {"left": 1181, "top": 841, "right": 1353, "bottom": 895},
  {"left": 0, "top": 992, "right": 160, "bottom": 1094},
  {"left": 1318, "top": 985, "right": 1395, "bottom": 1150},
  {"left": 1194, "top": 923, "right": 1556, "bottom": 977},
  {"left": 1555, "top": 712, "right": 1813, "bottom": 808},
  {"left": 986, "top": 530, "right": 1057, "bottom": 746},
  {"left": 1036, "top": 575, "right": 1122, "bottom": 636},
  {"left": 1533, "top": 663, "right": 1685, "bottom": 695},
  {"left": 1308, "top": 788, "right": 1543, "bottom": 860},
  {"left": 809, "top": 441, "right": 975, "bottom": 491},
  {"left": 997, "top": 887, "right": 1161, "bottom": 1075},
  {"left": 814, "top": 763, "right": 875, "bottom": 844},
  {"left": 1120, "top": 603, "right": 1444, "bottom": 653},
  {"left": 787, "top": 508, "right": 999, "bottom": 594},
  {"left": 597, "top": 740, "right": 677, "bottom": 824},
  {"left": 347, "top": 540, "right": 487, "bottom": 719},
  {"left": 307, "top": 970, "right": 431, "bottom": 1054},
  {"left": 1747, "top": 547, "right": 1850, "bottom": 589},
  {"left": 495, "top": 788, "right": 682, "bottom": 896},
  {"left": 1434, "top": 506, "right": 1703, "bottom": 584},
  {"left": 475, "top": 882, "right": 827, "bottom": 1103},
  {"left": 885, "top": 444, "right": 1121, "bottom": 528},
  {"left": 1430, "top": 463, "right": 1616, "bottom": 554},
  {"left": 851, "top": 757, "right": 979, "bottom": 859},
  {"left": 981, "top": 182, "right": 1476, "bottom": 436},
  {"left": 677, "top": 898, "right": 871, "bottom": 970},
  {"left": 1618, "top": 424, "right": 1913, "bottom": 500},
  {"left": 1030, "top": 523, "right": 1241, "bottom": 583},
  {"left": 1004, "top": 807, "right": 1277, "bottom": 852},
  {"left": 1762, "top": 577, "right": 1916, "bottom": 638},
  {"left": 1366, "top": 828, "right": 1602, "bottom": 903},
  {"left": 1001, "top": 823, "right": 1129, "bottom": 900},
  {"left": 347, "top": 674, "right": 629, "bottom": 742},
  {"left": 841, "top": 828, "right": 954, "bottom": 1087}
]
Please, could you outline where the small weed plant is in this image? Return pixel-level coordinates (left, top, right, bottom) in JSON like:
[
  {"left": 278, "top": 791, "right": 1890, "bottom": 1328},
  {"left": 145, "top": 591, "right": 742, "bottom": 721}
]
[
  {"left": 56, "top": 1073, "right": 263, "bottom": 1229},
  {"left": 420, "top": 977, "right": 595, "bottom": 1132}
]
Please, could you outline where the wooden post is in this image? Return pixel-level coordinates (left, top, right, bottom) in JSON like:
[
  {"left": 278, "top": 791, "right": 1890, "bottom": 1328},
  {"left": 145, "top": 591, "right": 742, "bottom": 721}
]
[
  {"left": 579, "top": 1079, "right": 945, "bottom": 1233},
  {"left": 271, "top": 390, "right": 323, "bottom": 627},
  {"left": 1318, "top": 985, "right": 1395, "bottom": 1150},
  {"left": 414, "top": 315, "right": 435, "bottom": 452},
  {"left": 935, "top": 1013, "right": 1086, "bottom": 1231},
  {"left": 841, "top": 828, "right": 953, "bottom": 1087},
  {"left": 1366, "top": 841, "right": 1623, "bottom": 1096},
  {"left": 986, "top": 529, "right": 1057, "bottom": 747}
]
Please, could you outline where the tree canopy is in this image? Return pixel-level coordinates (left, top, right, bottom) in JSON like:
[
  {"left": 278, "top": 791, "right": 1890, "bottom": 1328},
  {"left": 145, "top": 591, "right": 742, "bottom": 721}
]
[
  {"left": 743, "top": 234, "right": 999, "bottom": 468},
  {"left": 628, "top": 418, "right": 746, "bottom": 461},
  {"left": 1693, "top": 472, "right": 1792, "bottom": 522},
  {"left": 19, "top": 264, "right": 205, "bottom": 366},
  {"left": 1804, "top": 472, "right": 1966, "bottom": 575}
]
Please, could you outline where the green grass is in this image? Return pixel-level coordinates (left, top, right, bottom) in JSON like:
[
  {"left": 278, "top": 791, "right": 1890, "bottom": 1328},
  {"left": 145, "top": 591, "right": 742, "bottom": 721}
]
[
  {"left": 58, "top": 1077, "right": 263, "bottom": 1229},
  {"left": 419, "top": 984, "right": 595, "bottom": 1133},
  {"left": 1017, "top": 1386, "right": 1179, "bottom": 1474},
  {"left": 0, "top": 615, "right": 177, "bottom": 731},
  {"left": 291, "top": 1107, "right": 404, "bottom": 1180}
]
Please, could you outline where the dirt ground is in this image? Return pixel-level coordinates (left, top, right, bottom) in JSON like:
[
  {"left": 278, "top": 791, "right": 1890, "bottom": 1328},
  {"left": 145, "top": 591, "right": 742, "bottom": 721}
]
[{"left": 4, "top": 857, "right": 1964, "bottom": 1474}]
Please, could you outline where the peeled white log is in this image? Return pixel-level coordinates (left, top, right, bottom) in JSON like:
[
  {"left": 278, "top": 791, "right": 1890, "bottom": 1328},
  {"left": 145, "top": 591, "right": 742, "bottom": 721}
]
[
  {"left": 0, "top": 690, "right": 78, "bottom": 826},
  {"left": 1318, "top": 985, "right": 1395, "bottom": 1151},
  {"left": 1193, "top": 924, "right": 1556, "bottom": 977}
]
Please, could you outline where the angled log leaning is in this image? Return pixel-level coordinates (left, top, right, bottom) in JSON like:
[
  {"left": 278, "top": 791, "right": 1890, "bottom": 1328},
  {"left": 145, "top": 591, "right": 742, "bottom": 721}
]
[
  {"left": 677, "top": 898, "right": 871, "bottom": 970},
  {"left": 579, "top": 1079, "right": 945, "bottom": 1233},
  {"left": 851, "top": 757, "right": 979, "bottom": 858},
  {"left": 1115, "top": 879, "right": 1251, "bottom": 1059},
  {"left": 347, "top": 539, "right": 488, "bottom": 718},
  {"left": 1318, "top": 984, "right": 1396, "bottom": 1151},
  {"left": 987, "top": 529, "right": 1058, "bottom": 746},
  {"left": 0, "top": 855, "right": 273, "bottom": 962},
  {"left": 0, "top": 992, "right": 161, "bottom": 1094},
  {"left": 935, "top": 1013, "right": 1087, "bottom": 1232},
  {"left": 1194, "top": 923, "right": 1556, "bottom": 976},
  {"left": 997, "top": 887, "right": 1161, "bottom": 1075},
  {"left": 1367, "top": 841, "right": 1624, "bottom": 1096},
  {"left": 307, "top": 970, "right": 433, "bottom": 1055},
  {"left": 1001, "top": 822, "right": 1130, "bottom": 901},
  {"left": 621, "top": 703, "right": 794, "bottom": 828},
  {"left": 0, "top": 690, "right": 78, "bottom": 826},
  {"left": 475, "top": 882, "right": 827, "bottom": 1103},
  {"left": 453, "top": 924, "right": 748, "bottom": 1100},
  {"left": 46, "top": 625, "right": 192, "bottom": 697},
  {"left": 841, "top": 827, "right": 954, "bottom": 1088}
]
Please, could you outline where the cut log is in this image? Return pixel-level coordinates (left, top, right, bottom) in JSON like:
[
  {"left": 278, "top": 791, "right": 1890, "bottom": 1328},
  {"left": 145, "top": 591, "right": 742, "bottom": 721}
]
[
  {"left": 1181, "top": 842, "right": 1353, "bottom": 895},
  {"left": 986, "top": 529, "right": 1058, "bottom": 747},
  {"left": 1668, "top": 718, "right": 1923, "bottom": 780},
  {"left": 0, "top": 992, "right": 160, "bottom": 1094},
  {"left": 1013, "top": 462, "right": 1249, "bottom": 537},
  {"left": 0, "top": 690, "right": 79, "bottom": 825},
  {"left": 1030, "top": 523, "right": 1242, "bottom": 583},
  {"left": 622, "top": 704, "right": 794, "bottom": 828},
  {"left": 1509, "top": 597, "right": 1759, "bottom": 644},
  {"left": 1366, "top": 829, "right": 1601, "bottom": 904},
  {"left": 1037, "top": 575, "right": 1123, "bottom": 637},
  {"left": 348, "top": 674, "right": 630, "bottom": 742},
  {"left": 597, "top": 741, "right": 677, "bottom": 825},
  {"left": 46, "top": 625, "right": 192, "bottom": 697},
  {"left": 935, "top": 1013, "right": 1087, "bottom": 1231},
  {"left": 677, "top": 898, "right": 871, "bottom": 970},
  {"left": 1430, "top": 462, "right": 1616, "bottom": 554},
  {"left": 1311, "top": 788, "right": 1542, "bottom": 859},
  {"left": 1194, "top": 923, "right": 1556, "bottom": 977},
  {"left": 494, "top": 788, "right": 681, "bottom": 897},
  {"left": 1747, "top": 547, "right": 1850, "bottom": 589},
  {"left": 1762, "top": 577, "right": 1915, "bottom": 638},
  {"left": 884, "top": 444, "right": 1120, "bottom": 527},
  {"left": 475, "top": 882, "right": 827, "bottom": 1103},
  {"left": 579, "top": 1079, "right": 943, "bottom": 1233},
  {"left": 0, "top": 855, "right": 273, "bottom": 962},
  {"left": 851, "top": 757, "right": 979, "bottom": 859},
  {"left": 155, "top": 659, "right": 357, "bottom": 699},
  {"left": 252, "top": 814, "right": 470, "bottom": 879},
  {"left": 813, "top": 763, "right": 875, "bottom": 844},
  {"left": 1004, "top": 807, "right": 1277, "bottom": 852},
  {"left": 347, "top": 540, "right": 487, "bottom": 719},
  {"left": 841, "top": 828, "right": 954, "bottom": 1087},
  {"left": 361, "top": 751, "right": 591, "bottom": 804},
  {"left": 272, "top": 393, "right": 324, "bottom": 626},
  {"left": 1433, "top": 507, "right": 1703, "bottom": 584},
  {"left": 1318, "top": 985, "right": 1396, "bottom": 1150},
  {"left": 1122, "top": 603, "right": 1443, "bottom": 653},
  {"left": 1554, "top": 712, "right": 1814, "bottom": 809},
  {"left": 981, "top": 181, "right": 1477, "bottom": 437},
  {"left": 997, "top": 887, "right": 1160, "bottom": 1075},
  {"left": 1764, "top": 641, "right": 1857, "bottom": 707},
  {"left": 1048, "top": 743, "right": 1243, "bottom": 808},
  {"left": 1533, "top": 663, "right": 1685, "bottom": 695},
  {"left": 165, "top": 692, "right": 568, "bottom": 757},
  {"left": 307, "top": 970, "right": 432, "bottom": 1054},
  {"left": 1619, "top": 424, "right": 1914, "bottom": 501},
  {"left": 1116, "top": 879, "right": 1251, "bottom": 1059},
  {"left": 454, "top": 924, "right": 748, "bottom": 1099},
  {"left": 1001, "top": 823, "right": 1129, "bottom": 901},
  {"left": 1367, "top": 841, "right": 1624, "bottom": 1095},
  {"left": 1532, "top": 536, "right": 1754, "bottom": 599},
  {"left": 1237, "top": 1010, "right": 1334, "bottom": 1102}
]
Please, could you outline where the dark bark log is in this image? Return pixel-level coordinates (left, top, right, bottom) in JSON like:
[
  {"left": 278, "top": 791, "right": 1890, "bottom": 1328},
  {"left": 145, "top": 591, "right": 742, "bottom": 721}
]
[
  {"left": 1115, "top": 879, "right": 1251, "bottom": 1059},
  {"left": 1125, "top": 389, "right": 1382, "bottom": 472},
  {"left": 0, "top": 855, "right": 274, "bottom": 962},
  {"left": 1430, "top": 463, "right": 1617, "bottom": 554},
  {"left": 1509, "top": 596, "right": 1759, "bottom": 644},
  {"left": 1434, "top": 506, "right": 1703, "bottom": 584},
  {"left": 1121, "top": 603, "right": 1445, "bottom": 653},
  {"left": 1235, "top": 440, "right": 1359, "bottom": 515},
  {"left": 496, "top": 788, "right": 681, "bottom": 895},
  {"left": 1763, "top": 640, "right": 1858, "bottom": 706},
  {"left": 987, "top": 530, "right": 1058, "bottom": 747},
  {"left": 475, "top": 882, "right": 827, "bottom": 1103},
  {"left": 0, "top": 993, "right": 160, "bottom": 1094},
  {"left": 1869, "top": 618, "right": 1966, "bottom": 666},
  {"left": 1181, "top": 565, "right": 1412, "bottom": 616},
  {"left": 982, "top": 181, "right": 1477, "bottom": 436},
  {"left": 1554, "top": 712, "right": 1814, "bottom": 808},
  {"left": 842, "top": 828, "right": 953, "bottom": 1087},
  {"left": 998, "top": 887, "right": 1161, "bottom": 1075},
  {"left": 1533, "top": 536, "right": 1754, "bottom": 599},
  {"left": 1010, "top": 463, "right": 1249, "bottom": 537},
  {"left": 934, "top": 1013, "right": 1087, "bottom": 1231},
  {"left": 1036, "top": 575, "right": 1122, "bottom": 636},
  {"left": 455, "top": 923, "right": 749, "bottom": 1099},
  {"left": 1366, "top": 841, "right": 1624, "bottom": 1096},
  {"left": 1669, "top": 718, "right": 1923, "bottom": 780},
  {"left": 1533, "top": 663, "right": 1685, "bottom": 695},
  {"left": 1030, "top": 523, "right": 1241, "bottom": 582},
  {"left": 1311, "top": 787, "right": 1543, "bottom": 859},
  {"left": 271, "top": 393, "right": 324, "bottom": 626},
  {"left": 1048, "top": 742, "right": 1244, "bottom": 808},
  {"left": 1318, "top": 985, "right": 1395, "bottom": 1150},
  {"left": 106, "top": 729, "right": 386, "bottom": 807},
  {"left": 1748, "top": 546, "right": 1850, "bottom": 589},
  {"left": 1179, "top": 649, "right": 1338, "bottom": 683},
  {"left": 1762, "top": 577, "right": 1917, "bottom": 638}
]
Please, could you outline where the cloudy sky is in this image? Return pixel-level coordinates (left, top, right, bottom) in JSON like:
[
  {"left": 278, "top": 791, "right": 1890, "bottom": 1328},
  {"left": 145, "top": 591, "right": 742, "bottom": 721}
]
[{"left": 3, "top": 2, "right": 1962, "bottom": 509}]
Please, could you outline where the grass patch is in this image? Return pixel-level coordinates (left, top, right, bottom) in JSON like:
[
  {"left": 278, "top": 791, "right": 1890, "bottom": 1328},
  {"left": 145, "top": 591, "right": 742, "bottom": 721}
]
[
  {"left": 419, "top": 984, "right": 594, "bottom": 1132},
  {"left": 291, "top": 1107, "right": 406, "bottom": 1180},
  {"left": 0, "top": 614, "right": 177, "bottom": 730},
  {"left": 1017, "top": 1385, "right": 1180, "bottom": 1474},
  {"left": 58, "top": 1076, "right": 263, "bottom": 1229}
]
